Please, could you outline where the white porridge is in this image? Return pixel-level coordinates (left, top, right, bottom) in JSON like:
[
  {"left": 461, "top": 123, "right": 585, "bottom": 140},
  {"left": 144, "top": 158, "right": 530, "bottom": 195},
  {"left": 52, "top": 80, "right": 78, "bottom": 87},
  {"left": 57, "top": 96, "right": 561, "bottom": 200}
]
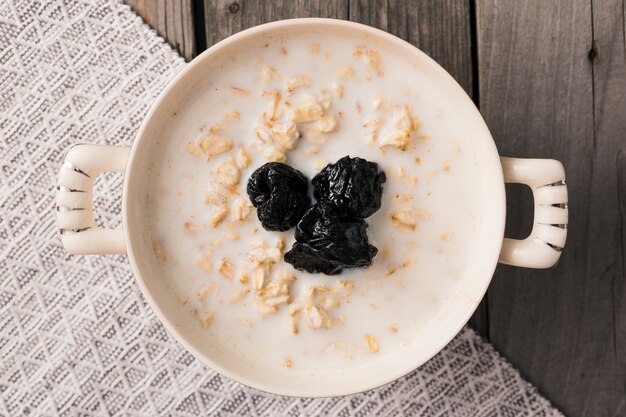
[{"left": 144, "top": 34, "right": 481, "bottom": 371}]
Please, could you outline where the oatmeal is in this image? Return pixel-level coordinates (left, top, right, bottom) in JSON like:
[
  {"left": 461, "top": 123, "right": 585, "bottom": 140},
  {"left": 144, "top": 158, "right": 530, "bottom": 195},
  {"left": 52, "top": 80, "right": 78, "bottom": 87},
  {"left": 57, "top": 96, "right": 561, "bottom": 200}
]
[{"left": 144, "top": 35, "right": 481, "bottom": 372}]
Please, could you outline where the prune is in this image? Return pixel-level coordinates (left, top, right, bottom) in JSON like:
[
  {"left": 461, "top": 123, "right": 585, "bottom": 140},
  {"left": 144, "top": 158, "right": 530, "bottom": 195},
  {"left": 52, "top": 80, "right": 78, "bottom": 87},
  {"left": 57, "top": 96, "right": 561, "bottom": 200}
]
[
  {"left": 284, "top": 243, "right": 344, "bottom": 275},
  {"left": 247, "top": 162, "right": 311, "bottom": 231},
  {"left": 284, "top": 202, "right": 378, "bottom": 275},
  {"left": 312, "top": 156, "right": 386, "bottom": 218}
]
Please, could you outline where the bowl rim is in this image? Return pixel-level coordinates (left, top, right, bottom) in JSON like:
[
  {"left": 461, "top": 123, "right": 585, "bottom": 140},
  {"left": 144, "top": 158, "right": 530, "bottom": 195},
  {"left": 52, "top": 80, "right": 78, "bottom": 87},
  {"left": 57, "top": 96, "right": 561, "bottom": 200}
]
[{"left": 122, "top": 17, "right": 506, "bottom": 397}]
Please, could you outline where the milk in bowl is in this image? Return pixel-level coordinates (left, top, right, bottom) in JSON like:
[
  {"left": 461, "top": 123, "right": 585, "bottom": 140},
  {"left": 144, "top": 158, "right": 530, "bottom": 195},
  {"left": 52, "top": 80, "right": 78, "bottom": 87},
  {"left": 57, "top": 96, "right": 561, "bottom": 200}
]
[{"left": 142, "top": 33, "right": 481, "bottom": 375}]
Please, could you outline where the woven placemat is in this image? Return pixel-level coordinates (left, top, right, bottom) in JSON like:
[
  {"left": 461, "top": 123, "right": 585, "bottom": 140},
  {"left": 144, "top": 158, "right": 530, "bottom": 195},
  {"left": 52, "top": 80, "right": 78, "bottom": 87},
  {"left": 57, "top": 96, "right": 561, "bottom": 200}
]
[{"left": 0, "top": 1, "right": 563, "bottom": 415}]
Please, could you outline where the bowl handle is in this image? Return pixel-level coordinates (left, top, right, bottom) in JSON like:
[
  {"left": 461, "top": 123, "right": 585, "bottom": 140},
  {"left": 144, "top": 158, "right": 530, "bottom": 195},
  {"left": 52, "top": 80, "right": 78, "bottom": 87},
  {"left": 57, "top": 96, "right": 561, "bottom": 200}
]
[
  {"left": 498, "top": 157, "right": 568, "bottom": 268},
  {"left": 56, "top": 144, "right": 130, "bottom": 255}
]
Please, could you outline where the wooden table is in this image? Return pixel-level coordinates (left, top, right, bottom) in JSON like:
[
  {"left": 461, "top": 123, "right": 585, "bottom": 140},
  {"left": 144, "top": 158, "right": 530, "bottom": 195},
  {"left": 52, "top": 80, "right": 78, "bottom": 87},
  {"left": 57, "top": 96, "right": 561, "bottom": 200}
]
[{"left": 125, "top": 1, "right": 626, "bottom": 415}]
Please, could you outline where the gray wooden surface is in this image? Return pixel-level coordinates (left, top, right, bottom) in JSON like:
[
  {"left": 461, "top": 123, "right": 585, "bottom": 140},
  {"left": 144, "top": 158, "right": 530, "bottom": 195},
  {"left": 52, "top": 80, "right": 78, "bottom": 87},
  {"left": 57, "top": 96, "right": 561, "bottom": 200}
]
[
  {"left": 125, "top": 0, "right": 197, "bottom": 60},
  {"left": 124, "top": 1, "right": 626, "bottom": 416},
  {"left": 478, "top": 1, "right": 626, "bottom": 416}
]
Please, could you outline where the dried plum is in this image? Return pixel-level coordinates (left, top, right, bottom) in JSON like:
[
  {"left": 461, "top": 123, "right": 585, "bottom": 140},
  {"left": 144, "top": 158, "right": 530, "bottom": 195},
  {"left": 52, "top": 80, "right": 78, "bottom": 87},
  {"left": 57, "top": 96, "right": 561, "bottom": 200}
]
[
  {"left": 284, "top": 202, "right": 378, "bottom": 275},
  {"left": 312, "top": 156, "right": 386, "bottom": 218},
  {"left": 283, "top": 243, "right": 344, "bottom": 275},
  {"left": 247, "top": 162, "right": 311, "bottom": 231}
]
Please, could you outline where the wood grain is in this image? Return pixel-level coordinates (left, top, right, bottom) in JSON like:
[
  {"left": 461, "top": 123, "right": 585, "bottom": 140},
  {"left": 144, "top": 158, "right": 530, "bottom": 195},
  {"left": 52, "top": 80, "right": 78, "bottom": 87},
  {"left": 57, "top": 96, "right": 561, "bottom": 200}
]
[
  {"left": 477, "top": 1, "right": 626, "bottom": 416},
  {"left": 125, "top": 0, "right": 196, "bottom": 61},
  {"left": 203, "top": 0, "right": 349, "bottom": 47}
]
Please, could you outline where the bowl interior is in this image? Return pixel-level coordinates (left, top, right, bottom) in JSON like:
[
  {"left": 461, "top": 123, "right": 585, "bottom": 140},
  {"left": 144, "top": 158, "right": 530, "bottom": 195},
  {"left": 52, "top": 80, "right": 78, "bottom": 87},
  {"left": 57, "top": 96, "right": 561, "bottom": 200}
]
[{"left": 123, "top": 19, "right": 505, "bottom": 397}]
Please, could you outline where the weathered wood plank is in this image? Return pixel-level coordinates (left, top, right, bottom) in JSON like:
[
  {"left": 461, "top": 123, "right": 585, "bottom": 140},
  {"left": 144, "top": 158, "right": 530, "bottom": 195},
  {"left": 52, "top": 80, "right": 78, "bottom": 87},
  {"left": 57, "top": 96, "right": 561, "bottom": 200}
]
[
  {"left": 477, "top": 1, "right": 626, "bottom": 416},
  {"left": 588, "top": 3, "right": 626, "bottom": 415},
  {"left": 203, "top": 0, "right": 349, "bottom": 47},
  {"left": 125, "top": 0, "right": 196, "bottom": 61}
]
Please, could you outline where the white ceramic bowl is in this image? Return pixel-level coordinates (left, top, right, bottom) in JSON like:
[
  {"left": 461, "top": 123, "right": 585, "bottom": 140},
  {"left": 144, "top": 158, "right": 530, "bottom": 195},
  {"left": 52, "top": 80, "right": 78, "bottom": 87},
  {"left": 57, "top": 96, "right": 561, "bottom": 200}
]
[{"left": 56, "top": 19, "right": 568, "bottom": 397}]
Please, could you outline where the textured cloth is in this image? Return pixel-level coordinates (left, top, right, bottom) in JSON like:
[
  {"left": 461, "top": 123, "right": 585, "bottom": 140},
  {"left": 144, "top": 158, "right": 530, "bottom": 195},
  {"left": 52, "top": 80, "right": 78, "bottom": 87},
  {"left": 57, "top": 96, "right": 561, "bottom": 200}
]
[{"left": 0, "top": 1, "right": 563, "bottom": 416}]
